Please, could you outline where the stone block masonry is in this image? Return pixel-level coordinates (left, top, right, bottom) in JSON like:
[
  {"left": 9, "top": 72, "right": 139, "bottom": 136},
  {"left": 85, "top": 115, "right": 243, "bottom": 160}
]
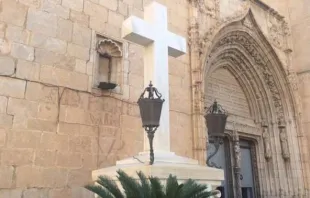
[{"left": 0, "top": 0, "right": 191, "bottom": 197}]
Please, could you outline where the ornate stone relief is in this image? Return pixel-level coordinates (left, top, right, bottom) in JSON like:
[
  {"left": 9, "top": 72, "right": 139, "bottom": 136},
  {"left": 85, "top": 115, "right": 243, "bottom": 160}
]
[
  {"left": 243, "top": 16, "right": 254, "bottom": 29},
  {"left": 287, "top": 72, "right": 298, "bottom": 91},
  {"left": 278, "top": 118, "right": 290, "bottom": 161},
  {"left": 188, "top": 21, "right": 199, "bottom": 47},
  {"left": 199, "top": 4, "right": 302, "bottom": 196},
  {"left": 267, "top": 15, "right": 290, "bottom": 50},
  {"left": 199, "top": 1, "right": 250, "bottom": 55},
  {"left": 211, "top": 32, "right": 285, "bottom": 120},
  {"left": 97, "top": 39, "right": 122, "bottom": 57},
  {"left": 262, "top": 121, "right": 272, "bottom": 160},
  {"left": 201, "top": 0, "right": 219, "bottom": 18},
  {"left": 188, "top": 0, "right": 219, "bottom": 18}
]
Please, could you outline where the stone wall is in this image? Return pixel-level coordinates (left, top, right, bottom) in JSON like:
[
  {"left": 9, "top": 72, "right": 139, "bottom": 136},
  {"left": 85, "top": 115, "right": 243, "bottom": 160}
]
[
  {"left": 0, "top": 0, "right": 192, "bottom": 197},
  {"left": 205, "top": 68, "right": 251, "bottom": 119},
  {"left": 287, "top": 0, "right": 310, "bottom": 192}
]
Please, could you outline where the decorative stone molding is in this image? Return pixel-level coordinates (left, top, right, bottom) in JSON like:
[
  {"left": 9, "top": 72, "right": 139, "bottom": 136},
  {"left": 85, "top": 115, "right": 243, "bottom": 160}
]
[
  {"left": 210, "top": 31, "right": 285, "bottom": 120},
  {"left": 187, "top": 0, "right": 203, "bottom": 8},
  {"left": 188, "top": 0, "right": 219, "bottom": 18},
  {"left": 225, "top": 120, "right": 260, "bottom": 136},
  {"left": 97, "top": 39, "right": 122, "bottom": 57},
  {"left": 201, "top": 0, "right": 219, "bottom": 18},
  {"left": 199, "top": 4, "right": 303, "bottom": 197},
  {"left": 243, "top": 17, "right": 254, "bottom": 30},
  {"left": 188, "top": 0, "right": 206, "bottom": 163},
  {"left": 267, "top": 17, "right": 289, "bottom": 50},
  {"left": 199, "top": 1, "right": 250, "bottom": 56},
  {"left": 188, "top": 21, "right": 199, "bottom": 47},
  {"left": 287, "top": 72, "right": 299, "bottom": 91}
]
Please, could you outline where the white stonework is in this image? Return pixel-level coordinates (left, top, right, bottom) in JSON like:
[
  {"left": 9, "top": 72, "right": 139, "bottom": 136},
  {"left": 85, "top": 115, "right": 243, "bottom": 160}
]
[
  {"left": 122, "top": 1, "right": 186, "bottom": 152},
  {"left": 92, "top": 151, "right": 224, "bottom": 187}
]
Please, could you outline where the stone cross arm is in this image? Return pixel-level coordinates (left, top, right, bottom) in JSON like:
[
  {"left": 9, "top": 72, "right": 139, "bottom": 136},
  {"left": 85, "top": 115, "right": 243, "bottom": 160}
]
[{"left": 122, "top": 16, "right": 186, "bottom": 57}]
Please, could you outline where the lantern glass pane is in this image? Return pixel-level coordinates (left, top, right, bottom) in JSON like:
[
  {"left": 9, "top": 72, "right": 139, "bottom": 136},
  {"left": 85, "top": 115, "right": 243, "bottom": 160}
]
[{"left": 138, "top": 98, "right": 164, "bottom": 127}]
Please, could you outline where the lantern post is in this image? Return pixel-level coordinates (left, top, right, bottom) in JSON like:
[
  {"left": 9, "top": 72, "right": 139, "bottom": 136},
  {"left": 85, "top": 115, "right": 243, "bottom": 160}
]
[
  {"left": 205, "top": 100, "right": 228, "bottom": 168},
  {"left": 205, "top": 101, "right": 243, "bottom": 198},
  {"left": 137, "top": 82, "right": 165, "bottom": 165}
]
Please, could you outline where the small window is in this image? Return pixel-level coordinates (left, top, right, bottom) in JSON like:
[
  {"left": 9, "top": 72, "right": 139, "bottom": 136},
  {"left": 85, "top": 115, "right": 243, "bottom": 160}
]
[{"left": 95, "top": 39, "right": 122, "bottom": 90}]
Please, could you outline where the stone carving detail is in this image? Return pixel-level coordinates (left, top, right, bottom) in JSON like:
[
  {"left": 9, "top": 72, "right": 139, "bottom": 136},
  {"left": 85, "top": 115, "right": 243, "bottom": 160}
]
[
  {"left": 188, "top": 21, "right": 199, "bottom": 47},
  {"left": 287, "top": 72, "right": 298, "bottom": 91},
  {"left": 97, "top": 39, "right": 122, "bottom": 57},
  {"left": 262, "top": 121, "right": 272, "bottom": 160},
  {"left": 211, "top": 32, "right": 285, "bottom": 120},
  {"left": 268, "top": 16, "right": 290, "bottom": 50},
  {"left": 188, "top": 0, "right": 219, "bottom": 18},
  {"left": 199, "top": 1, "right": 250, "bottom": 55},
  {"left": 243, "top": 17, "right": 253, "bottom": 29},
  {"left": 232, "top": 130, "right": 242, "bottom": 198},
  {"left": 187, "top": 0, "right": 203, "bottom": 8},
  {"left": 201, "top": 0, "right": 219, "bottom": 18},
  {"left": 278, "top": 119, "right": 290, "bottom": 161}
]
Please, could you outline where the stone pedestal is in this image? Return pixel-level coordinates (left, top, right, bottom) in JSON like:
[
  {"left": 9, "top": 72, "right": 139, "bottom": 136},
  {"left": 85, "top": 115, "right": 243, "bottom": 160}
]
[{"left": 92, "top": 151, "right": 224, "bottom": 189}]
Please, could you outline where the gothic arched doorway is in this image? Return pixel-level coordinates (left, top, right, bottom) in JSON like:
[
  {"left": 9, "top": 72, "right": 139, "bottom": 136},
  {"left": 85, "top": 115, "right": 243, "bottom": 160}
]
[{"left": 202, "top": 11, "right": 303, "bottom": 197}]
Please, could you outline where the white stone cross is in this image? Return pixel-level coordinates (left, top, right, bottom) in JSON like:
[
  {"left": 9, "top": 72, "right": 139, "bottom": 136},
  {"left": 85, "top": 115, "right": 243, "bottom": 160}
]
[{"left": 122, "top": 2, "right": 186, "bottom": 153}]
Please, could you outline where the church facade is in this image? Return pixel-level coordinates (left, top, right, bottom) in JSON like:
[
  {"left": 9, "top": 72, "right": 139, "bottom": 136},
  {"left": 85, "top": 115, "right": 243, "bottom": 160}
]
[{"left": 0, "top": 0, "right": 309, "bottom": 197}]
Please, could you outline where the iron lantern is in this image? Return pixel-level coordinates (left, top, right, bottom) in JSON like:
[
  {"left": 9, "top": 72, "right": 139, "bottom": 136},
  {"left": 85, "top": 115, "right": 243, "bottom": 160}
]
[
  {"left": 138, "top": 84, "right": 164, "bottom": 128},
  {"left": 137, "top": 81, "right": 165, "bottom": 165},
  {"left": 205, "top": 100, "right": 228, "bottom": 138},
  {"left": 205, "top": 100, "right": 228, "bottom": 169}
]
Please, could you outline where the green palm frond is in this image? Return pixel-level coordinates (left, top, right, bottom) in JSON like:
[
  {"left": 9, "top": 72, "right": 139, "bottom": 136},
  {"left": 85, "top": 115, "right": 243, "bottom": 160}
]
[
  {"left": 137, "top": 171, "right": 152, "bottom": 198},
  {"left": 85, "top": 184, "right": 115, "bottom": 198},
  {"left": 195, "top": 190, "right": 218, "bottom": 198},
  {"left": 149, "top": 176, "right": 165, "bottom": 198},
  {"left": 165, "top": 175, "right": 181, "bottom": 198},
  {"left": 180, "top": 179, "right": 208, "bottom": 198},
  {"left": 85, "top": 170, "right": 215, "bottom": 198},
  {"left": 97, "top": 175, "right": 124, "bottom": 198},
  {"left": 116, "top": 169, "right": 141, "bottom": 198}
]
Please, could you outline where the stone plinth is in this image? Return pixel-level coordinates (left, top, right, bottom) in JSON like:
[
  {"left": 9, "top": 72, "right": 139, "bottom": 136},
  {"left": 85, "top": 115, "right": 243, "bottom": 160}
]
[{"left": 92, "top": 152, "right": 224, "bottom": 188}]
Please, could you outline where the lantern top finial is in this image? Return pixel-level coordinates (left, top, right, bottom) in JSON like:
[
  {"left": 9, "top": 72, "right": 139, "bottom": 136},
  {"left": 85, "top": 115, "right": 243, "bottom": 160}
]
[
  {"left": 207, "top": 100, "right": 227, "bottom": 115},
  {"left": 139, "top": 81, "right": 164, "bottom": 101},
  {"left": 205, "top": 100, "right": 228, "bottom": 137}
]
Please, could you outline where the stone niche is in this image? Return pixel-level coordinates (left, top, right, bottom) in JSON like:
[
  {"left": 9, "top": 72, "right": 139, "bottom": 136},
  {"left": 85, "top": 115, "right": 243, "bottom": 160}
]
[{"left": 94, "top": 36, "right": 123, "bottom": 91}]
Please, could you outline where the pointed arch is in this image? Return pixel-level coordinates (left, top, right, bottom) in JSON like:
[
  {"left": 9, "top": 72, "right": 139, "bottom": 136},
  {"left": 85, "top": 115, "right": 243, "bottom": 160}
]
[
  {"left": 203, "top": 10, "right": 296, "bottom": 128},
  {"left": 200, "top": 10, "right": 304, "bottom": 197}
]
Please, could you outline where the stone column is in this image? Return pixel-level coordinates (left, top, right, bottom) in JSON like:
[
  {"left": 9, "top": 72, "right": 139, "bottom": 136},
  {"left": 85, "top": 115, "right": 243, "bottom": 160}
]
[
  {"left": 188, "top": 0, "right": 205, "bottom": 164},
  {"left": 232, "top": 130, "right": 242, "bottom": 198},
  {"left": 278, "top": 119, "right": 290, "bottom": 161}
]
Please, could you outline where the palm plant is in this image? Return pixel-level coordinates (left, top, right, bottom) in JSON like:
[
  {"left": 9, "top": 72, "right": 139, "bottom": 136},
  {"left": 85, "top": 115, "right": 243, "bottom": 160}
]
[{"left": 85, "top": 170, "right": 218, "bottom": 198}]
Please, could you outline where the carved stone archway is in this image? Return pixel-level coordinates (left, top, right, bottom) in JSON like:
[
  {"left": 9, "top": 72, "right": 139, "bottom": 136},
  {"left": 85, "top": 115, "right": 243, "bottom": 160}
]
[{"left": 191, "top": 10, "right": 305, "bottom": 197}]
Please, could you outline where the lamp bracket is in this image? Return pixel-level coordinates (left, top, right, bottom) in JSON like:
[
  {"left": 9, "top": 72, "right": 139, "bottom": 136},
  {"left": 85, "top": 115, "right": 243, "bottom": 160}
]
[{"left": 206, "top": 136, "right": 223, "bottom": 169}]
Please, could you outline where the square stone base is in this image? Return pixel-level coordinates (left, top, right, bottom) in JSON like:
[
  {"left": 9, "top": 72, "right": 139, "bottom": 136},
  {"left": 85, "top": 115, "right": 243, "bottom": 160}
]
[{"left": 92, "top": 151, "right": 224, "bottom": 188}]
